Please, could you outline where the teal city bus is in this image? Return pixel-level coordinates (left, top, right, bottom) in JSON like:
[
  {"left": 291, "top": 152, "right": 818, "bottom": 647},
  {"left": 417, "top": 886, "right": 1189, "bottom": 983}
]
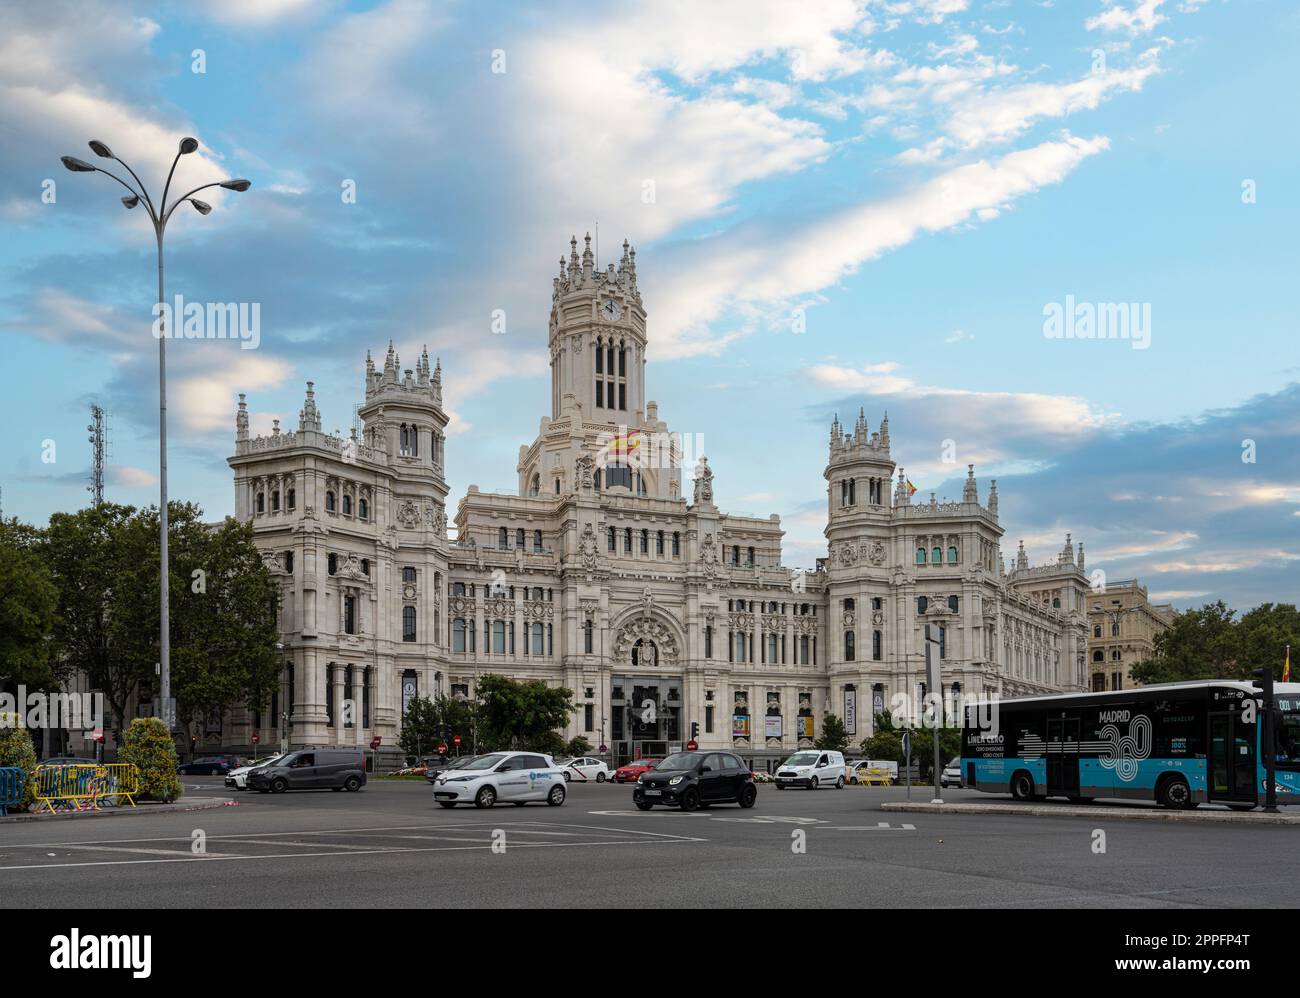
[{"left": 961, "top": 680, "right": 1300, "bottom": 810}]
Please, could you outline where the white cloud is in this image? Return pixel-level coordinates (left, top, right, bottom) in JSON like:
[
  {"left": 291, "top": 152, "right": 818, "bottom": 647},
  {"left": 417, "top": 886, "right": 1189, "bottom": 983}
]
[
  {"left": 173, "top": 354, "right": 294, "bottom": 433},
  {"left": 1086, "top": 0, "right": 1167, "bottom": 35},
  {"left": 647, "top": 133, "right": 1110, "bottom": 358}
]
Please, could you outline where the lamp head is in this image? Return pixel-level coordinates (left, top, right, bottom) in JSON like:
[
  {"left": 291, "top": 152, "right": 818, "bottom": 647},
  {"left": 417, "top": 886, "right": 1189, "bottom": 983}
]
[
  {"left": 61, "top": 156, "right": 96, "bottom": 173},
  {"left": 189, "top": 198, "right": 212, "bottom": 215},
  {"left": 88, "top": 140, "right": 114, "bottom": 159},
  {"left": 219, "top": 178, "right": 251, "bottom": 192},
  {"left": 178, "top": 137, "right": 199, "bottom": 155},
  {"left": 121, "top": 194, "right": 140, "bottom": 209}
]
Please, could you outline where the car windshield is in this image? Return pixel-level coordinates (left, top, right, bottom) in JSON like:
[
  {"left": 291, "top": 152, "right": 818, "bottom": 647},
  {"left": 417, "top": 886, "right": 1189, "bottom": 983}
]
[
  {"left": 946, "top": 758, "right": 960, "bottom": 769},
  {"left": 656, "top": 753, "right": 704, "bottom": 770},
  {"left": 459, "top": 753, "right": 507, "bottom": 771},
  {"left": 784, "top": 752, "right": 820, "bottom": 767},
  {"left": 252, "top": 755, "right": 286, "bottom": 768}
]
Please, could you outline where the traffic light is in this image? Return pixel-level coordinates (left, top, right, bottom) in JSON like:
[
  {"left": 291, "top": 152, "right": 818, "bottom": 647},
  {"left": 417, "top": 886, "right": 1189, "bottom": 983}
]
[{"left": 690, "top": 721, "right": 699, "bottom": 741}]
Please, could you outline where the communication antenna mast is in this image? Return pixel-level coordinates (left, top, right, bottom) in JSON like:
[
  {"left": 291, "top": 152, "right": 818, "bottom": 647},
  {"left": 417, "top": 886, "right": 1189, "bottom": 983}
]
[{"left": 87, "top": 403, "right": 107, "bottom": 506}]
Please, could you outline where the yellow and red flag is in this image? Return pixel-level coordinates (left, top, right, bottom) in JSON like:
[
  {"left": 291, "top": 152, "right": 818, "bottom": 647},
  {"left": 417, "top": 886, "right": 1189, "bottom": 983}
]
[
  {"left": 1285, "top": 645, "right": 1291, "bottom": 683},
  {"left": 905, "top": 478, "right": 917, "bottom": 498}
]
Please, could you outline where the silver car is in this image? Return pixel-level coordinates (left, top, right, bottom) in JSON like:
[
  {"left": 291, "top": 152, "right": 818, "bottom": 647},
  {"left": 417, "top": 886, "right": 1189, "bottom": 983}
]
[{"left": 941, "top": 758, "right": 964, "bottom": 789}]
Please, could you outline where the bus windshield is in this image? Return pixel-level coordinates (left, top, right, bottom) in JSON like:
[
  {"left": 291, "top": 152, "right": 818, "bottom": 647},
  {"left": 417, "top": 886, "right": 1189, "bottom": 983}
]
[{"left": 1277, "top": 710, "right": 1300, "bottom": 768}]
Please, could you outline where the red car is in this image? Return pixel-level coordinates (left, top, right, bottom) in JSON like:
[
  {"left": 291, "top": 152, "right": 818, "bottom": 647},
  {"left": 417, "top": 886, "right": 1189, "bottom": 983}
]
[{"left": 613, "top": 759, "right": 661, "bottom": 783}]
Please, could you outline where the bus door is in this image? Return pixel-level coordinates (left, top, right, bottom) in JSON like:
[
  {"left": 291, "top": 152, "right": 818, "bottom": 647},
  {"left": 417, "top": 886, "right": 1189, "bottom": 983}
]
[
  {"left": 1208, "top": 711, "right": 1257, "bottom": 804},
  {"left": 1046, "top": 717, "right": 1080, "bottom": 797}
]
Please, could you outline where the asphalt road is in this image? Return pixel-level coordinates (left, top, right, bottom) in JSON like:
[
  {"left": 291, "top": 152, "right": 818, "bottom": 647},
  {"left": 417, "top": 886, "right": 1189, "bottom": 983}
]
[{"left": 1, "top": 778, "right": 1293, "bottom": 908}]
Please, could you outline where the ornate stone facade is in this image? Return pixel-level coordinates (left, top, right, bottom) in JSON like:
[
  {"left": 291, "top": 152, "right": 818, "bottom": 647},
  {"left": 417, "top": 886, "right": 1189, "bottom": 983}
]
[{"left": 226, "top": 237, "right": 1090, "bottom": 765}]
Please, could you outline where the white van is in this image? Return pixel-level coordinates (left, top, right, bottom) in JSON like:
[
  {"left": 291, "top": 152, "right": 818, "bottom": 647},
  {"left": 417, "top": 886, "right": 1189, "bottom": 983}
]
[{"left": 775, "top": 750, "right": 845, "bottom": 790}]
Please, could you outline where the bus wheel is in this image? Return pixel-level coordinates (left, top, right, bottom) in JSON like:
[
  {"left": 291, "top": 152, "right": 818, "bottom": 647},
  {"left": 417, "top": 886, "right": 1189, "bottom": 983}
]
[
  {"left": 1157, "top": 775, "right": 1194, "bottom": 809},
  {"left": 1010, "top": 772, "right": 1035, "bottom": 801}
]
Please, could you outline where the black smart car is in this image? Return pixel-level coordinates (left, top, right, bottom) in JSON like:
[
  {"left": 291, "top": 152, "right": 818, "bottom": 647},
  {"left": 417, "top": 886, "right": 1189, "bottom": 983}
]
[{"left": 632, "top": 751, "right": 757, "bottom": 811}]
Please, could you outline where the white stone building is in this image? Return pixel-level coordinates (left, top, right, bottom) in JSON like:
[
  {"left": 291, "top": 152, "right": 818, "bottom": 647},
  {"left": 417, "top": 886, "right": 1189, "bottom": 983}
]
[{"left": 227, "top": 235, "right": 1090, "bottom": 766}]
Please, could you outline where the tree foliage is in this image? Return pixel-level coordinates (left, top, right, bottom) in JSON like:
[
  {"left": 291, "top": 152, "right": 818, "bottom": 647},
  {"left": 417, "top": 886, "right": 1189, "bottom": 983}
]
[
  {"left": 859, "top": 710, "right": 960, "bottom": 780},
  {"left": 0, "top": 713, "right": 39, "bottom": 810},
  {"left": 400, "top": 694, "right": 473, "bottom": 758},
  {"left": 118, "top": 717, "right": 182, "bottom": 802},
  {"left": 0, "top": 519, "right": 59, "bottom": 690},
  {"left": 1131, "top": 601, "right": 1299, "bottom": 684},
  {"left": 814, "top": 712, "right": 850, "bottom": 751},
  {"left": 474, "top": 674, "right": 576, "bottom": 753}
]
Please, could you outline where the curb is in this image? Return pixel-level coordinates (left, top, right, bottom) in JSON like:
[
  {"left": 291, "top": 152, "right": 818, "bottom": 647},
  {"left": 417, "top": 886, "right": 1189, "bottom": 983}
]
[
  {"left": 0, "top": 797, "right": 237, "bottom": 824},
  {"left": 880, "top": 801, "right": 1300, "bottom": 825}
]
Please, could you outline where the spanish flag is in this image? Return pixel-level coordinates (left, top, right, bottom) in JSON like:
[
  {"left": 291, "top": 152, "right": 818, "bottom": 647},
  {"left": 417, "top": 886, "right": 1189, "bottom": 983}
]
[
  {"left": 1285, "top": 645, "right": 1291, "bottom": 683},
  {"left": 609, "top": 429, "right": 641, "bottom": 457},
  {"left": 905, "top": 478, "right": 917, "bottom": 498}
]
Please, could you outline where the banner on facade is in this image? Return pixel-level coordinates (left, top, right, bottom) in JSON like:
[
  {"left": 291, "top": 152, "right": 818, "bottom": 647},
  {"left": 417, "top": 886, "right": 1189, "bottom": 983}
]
[
  {"left": 732, "top": 713, "right": 750, "bottom": 739},
  {"left": 844, "top": 688, "right": 857, "bottom": 735},
  {"left": 764, "top": 715, "right": 782, "bottom": 739},
  {"left": 799, "top": 714, "right": 814, "bottom": 738}
]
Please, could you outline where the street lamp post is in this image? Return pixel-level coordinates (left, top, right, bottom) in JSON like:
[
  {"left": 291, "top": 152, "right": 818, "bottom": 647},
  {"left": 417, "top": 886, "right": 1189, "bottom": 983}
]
[{"left": 60, "top": 139, "right": 250, "bottom": 734}]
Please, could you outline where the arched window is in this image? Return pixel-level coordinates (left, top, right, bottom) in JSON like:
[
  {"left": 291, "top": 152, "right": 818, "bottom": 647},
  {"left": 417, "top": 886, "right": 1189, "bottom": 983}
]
[
  {"left": 529, "top": 474, "right": 540, "bottom": 497},
  {"left": 533, "top": 530, "right": 543, "bottom": 552},
  {"left": 284, "top": 551, "right": 294, "bottom": 574},
  {"left": 325, "top": 491, "right": 336, "bottom": 513},
  {"left": 624, "top": 527, "right": 632, "bottom": 552},
  {"left": 595, "top": 337, "right": 603, "bottom": 374},
  {"left": 932, "top": 546, "right": 942, "bottom": 565},
  {"left": 732, "top": 545, "right": 740, "bottom": 565},
  {"left": 917, "top": 596, "right": 928, "bottom": 613},
  {"left": 256, "top": 492, "right": 265, "bottom": 514},
  {"left": 360, "top": 558, "right": 369, "bottom": 576},
  {"left": 358, "top": 498, "right": 368, "bottom": 520},
  {"left": 607, "top": 527, "right": 616, "bottom": 552},
  {"left": 594, "top": 469, "right": 602, "bottom": 492},
  {"left": 1111, "top": 622, "right": 1120, "bottom": 637},
  {"left": 747, "top": 546, "right": 755, "bottom": 566},
  {"left": 948, "top": 595, "right": 959, "bottom": 613},
  {"left": 1052, "top": 597, "right": 1060, "bottom": 609},
  {"left": 271, "top": 490, "right": 280, "bottom": 512},
  {"left": 1092, "top": 649, "right": 1104, "bottom": 663},
  {"left": 947, "top": 545, "right": 958, "bottom": 564},
  {"left": 403, "top": 606, "right": 416, "bottom": 642},
  {"left": 287, "top": 488, "right": 295, "bottom": 510},
  {"left": 916, "top": 547, "right": 926, "bottom": 564},
  {"left": 1093, "top": 624, "right": 1101, "bottom": 638},
  {"left": 583, "top": 620, "right": 593, "bottom": 654},
  {"left": 656, "top": 530, "right": 665, "bottom": 555},
  {"left": 343, "top": 495, "right": 352, "bottom": 516},
  {"left": 844, "top": 631, "right": 855, "bottom": 661},
  {"left": 492, "top": 620, "right": 506, "bottom": 655},
  {"left": 640, "top": 529, "right": 649, "bottom": 554}
]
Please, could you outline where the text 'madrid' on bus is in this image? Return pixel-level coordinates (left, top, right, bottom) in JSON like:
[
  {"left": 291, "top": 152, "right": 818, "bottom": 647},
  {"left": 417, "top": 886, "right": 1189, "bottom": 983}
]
[{"left": 960, "top": 680, "right": 1300, "bottom": 810}]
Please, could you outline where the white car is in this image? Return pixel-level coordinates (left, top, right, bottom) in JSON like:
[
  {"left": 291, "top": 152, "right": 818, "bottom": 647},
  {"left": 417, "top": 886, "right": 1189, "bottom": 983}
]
[
  {"left": 432, "top": 751, "right": 568, "bottom": 808},
  {"left": 560, "top": 757, "right": 610, "bottom": 782},
  {"left": 775, "top": 750, "right": 846, "bottom": 790},
  {"left": 224, "top": 753, "right": 287, "bottom": 790},
  {"left": 941, "top": 758, "right": 964, "bottom": 789}
]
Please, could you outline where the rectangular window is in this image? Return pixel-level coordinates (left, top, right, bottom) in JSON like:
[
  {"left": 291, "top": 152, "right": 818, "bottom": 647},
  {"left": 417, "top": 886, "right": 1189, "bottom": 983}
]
[
  {"left": 596, "top": 380, "right": 604, "bottom": 407},
  {"left": 705, "top": 705, "right": 714, "bottom": 734},
  {"left": 584, "top": 704, "right": 594, "bottom": 732}
]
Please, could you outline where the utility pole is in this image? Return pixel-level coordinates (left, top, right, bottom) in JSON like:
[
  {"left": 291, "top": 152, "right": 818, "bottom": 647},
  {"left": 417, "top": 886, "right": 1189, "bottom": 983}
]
[
  {"left": 925, "top": 623, "right": 944, "bottom": 805},
  {"left": 87, "top": 404, "right": 107, "bottom": 506}
]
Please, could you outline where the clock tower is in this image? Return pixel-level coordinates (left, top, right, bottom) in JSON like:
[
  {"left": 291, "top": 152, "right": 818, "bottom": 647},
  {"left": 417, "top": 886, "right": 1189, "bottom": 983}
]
[{"left": 547, "top": 233, "right": 646, "bottom": 421}]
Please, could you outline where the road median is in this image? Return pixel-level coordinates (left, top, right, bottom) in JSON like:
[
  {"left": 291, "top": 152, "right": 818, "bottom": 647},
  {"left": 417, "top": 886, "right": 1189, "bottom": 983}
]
[{"left": 880, "top": 800, "right": 1300, "bottom": 824}]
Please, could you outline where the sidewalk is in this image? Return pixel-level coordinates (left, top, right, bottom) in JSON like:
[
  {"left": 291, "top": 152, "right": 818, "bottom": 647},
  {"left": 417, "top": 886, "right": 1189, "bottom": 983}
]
[
  {"left": 881, "top": 800, "right": 1300, "bottom": 825},
  {"left": 0, "top": 796, "right": 236, "bottom": 824}
]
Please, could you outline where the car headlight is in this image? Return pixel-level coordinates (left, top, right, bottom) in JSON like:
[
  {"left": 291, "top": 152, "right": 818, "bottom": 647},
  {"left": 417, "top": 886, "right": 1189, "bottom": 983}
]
[
  {"left": 668, "top": 776, "right": 683, "bottom": 785},
  {"left": 636, "top": 774, "right": 645, "bottom": 784}
]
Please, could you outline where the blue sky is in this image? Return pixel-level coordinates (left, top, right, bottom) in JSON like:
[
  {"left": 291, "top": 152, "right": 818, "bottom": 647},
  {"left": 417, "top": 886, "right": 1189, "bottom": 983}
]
[{"left": 2, "top": 0, "right": 1297, "bottom": 611}]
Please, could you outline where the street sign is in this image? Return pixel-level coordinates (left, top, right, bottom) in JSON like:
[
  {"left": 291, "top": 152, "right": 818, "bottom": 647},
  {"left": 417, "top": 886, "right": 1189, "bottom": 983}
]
[
  {"left": 453, "top": 735, "right": 461, "bottom": 746},
  {"left": 902, "top": 730, "right": 911, "bottom": 759},
  {"left": 370, "top": 736, "right": 382, "bottom": 750},
  {"left": 437, "top": 743, "right": 447, "bottom": 755},
  {"left": 686, "top": 740, "right": 697, "bottom": 751},
  {"left": 251, "top": 732, "right": 259, "bottom": 744}
]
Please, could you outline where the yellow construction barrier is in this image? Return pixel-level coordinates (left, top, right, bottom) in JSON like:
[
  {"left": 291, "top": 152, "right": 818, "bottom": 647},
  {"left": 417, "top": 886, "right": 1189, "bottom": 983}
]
[
  {"left": 857, "top": 766, "right": 894, "bottom": 786},
  {"left": 32, "top": 763, "right": 140, "bottom": 813}
]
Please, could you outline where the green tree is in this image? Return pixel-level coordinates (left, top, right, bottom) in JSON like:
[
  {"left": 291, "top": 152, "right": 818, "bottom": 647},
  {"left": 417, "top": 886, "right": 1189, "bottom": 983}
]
[
  {"left": 0, "top": 713, "right": 39, "bottom": 810},
  {"left": 474, "top": 674, "right": 576, "bottom": 752},
  {"left": 0, "top": 518, "right": 59, "bottom": 690},
  {"left": 815, "top": 712, "right": 850, "bottom": 751},
  {"left": 167, "top": 512, "right": 281, "bottom": 735},
  {"left": 1237, "top": 603, "right": 1300, "bottom": 677},
  {"left": 859, "top": 710, "right": 959, "bottom": 780},
  {"left": 400, "top": 694, "right": 473, "bottom": 759},
  {"left": 1130, "top": 601, "right": 1242, "bottom": 684},
  {"left": 119, "top": 717, "right": 182, "bottom": 802},
  {"left": 564, "top": 735, "right": 593, "bottom": 757},
  {"left": 44, "top": 504, "right": 147, "bottom": 741}
]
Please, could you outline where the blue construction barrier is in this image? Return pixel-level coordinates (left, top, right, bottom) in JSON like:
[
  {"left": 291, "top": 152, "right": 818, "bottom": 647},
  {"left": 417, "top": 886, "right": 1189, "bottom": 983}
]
[{"left": 0, "top": 767, "right": 23, "bottom": 816}]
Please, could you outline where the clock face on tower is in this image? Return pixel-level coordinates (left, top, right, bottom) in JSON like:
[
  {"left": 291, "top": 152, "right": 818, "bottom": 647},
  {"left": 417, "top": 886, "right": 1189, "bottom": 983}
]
[{"left": 601, "top": 299, "right": 621, "bottom": 321}]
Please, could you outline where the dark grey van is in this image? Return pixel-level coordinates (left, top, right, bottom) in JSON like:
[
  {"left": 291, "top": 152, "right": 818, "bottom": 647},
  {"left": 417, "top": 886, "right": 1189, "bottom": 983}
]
[{"left": 247, "top": 749, "right": 366, "bottom": 794}]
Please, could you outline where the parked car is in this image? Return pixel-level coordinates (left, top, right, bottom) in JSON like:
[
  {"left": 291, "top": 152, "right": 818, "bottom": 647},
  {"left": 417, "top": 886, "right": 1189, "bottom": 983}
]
[
  {"left": 559, "top": 757, "right": 611, "bottom": 782},
  {"left": 941, "top": 757, "right": 964, "bottom": 789},
  {"left": 178, "top": 755, "right": 243, "bottom": 776},
  {"left": 774, "top": 750, "right": 845, "bottom": 790},
  {"left": 225, "top": 754, "right": 288, "bottom": 790},
  {"left": 247, "top": 749, "right": 367, "bottom": 793},
  {"left": 632, "top": 751, "right": 757, "bottom": 811},
  {"left": 431, "top": 751, "right": 566, "bottom": 808},
  {"left": 612, "top": 759, "right": 661, "bottom": 784}
]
